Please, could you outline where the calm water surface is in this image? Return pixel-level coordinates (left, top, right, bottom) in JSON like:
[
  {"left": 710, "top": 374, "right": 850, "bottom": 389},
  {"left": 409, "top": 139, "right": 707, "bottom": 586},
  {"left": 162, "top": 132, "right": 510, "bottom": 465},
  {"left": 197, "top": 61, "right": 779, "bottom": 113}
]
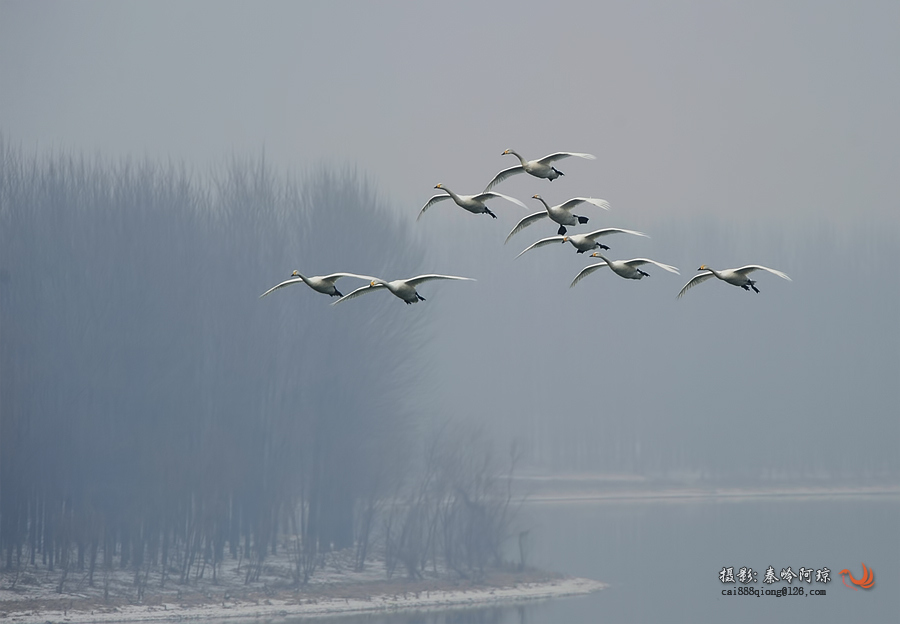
[{"left": 285, "top": 495, "right": 899, "bottom": 624}]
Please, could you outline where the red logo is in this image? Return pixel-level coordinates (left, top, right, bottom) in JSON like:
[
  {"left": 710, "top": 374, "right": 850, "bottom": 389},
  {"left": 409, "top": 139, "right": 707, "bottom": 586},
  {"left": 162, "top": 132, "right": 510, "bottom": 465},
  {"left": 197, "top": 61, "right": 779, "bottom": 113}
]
[{"left": 839, "top": 563, "right": 875, "bottom": 590}]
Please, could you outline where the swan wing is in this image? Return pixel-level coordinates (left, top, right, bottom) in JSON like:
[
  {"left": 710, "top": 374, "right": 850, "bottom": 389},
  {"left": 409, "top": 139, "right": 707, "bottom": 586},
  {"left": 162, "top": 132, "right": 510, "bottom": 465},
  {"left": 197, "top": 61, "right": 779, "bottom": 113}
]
[
  {"left": 586, "top": 228, "right": 649, "bottom": 240},
  {"left": 624, "top": 258, "right": 680, "bottom": 274},
  {"left": 483, "top": 165, "right": 525, "bottom": 192},
  {"left": 558, "top": 197, "right": 610, "bottom": 212},
  {"left": 331, "top": 282, "right": 386, "bottom": 305},
  {"left": 676, "top": 271, "right": 715, "bottom": 299},
  {"left": 416, "top": 194, "right": 451, "bottom": 221},
  {"left": 733, "top": 265, "right": 792, "bottom": 281},
  {"left": 515, "top": 236, "right": 565, "bottom": 259},
  {"left": 259, "top": 277, "right": 307, "bottom": 298},
  {"left": 504, "top": 212, "right": 548, "bottom": 244},
  {"left": 569, "top": 262, "right": 609, "bottom": 288},
  {"left": 535, "top": 152, "right": 597, "bottom": 165},
  {"left": 318, "top": 272, "right": 380, "bottom": 285},
  {"left": 472, "top": 191, "right": 528, "bottom": 209},
  {"left": 404, "top": 274, "right": 476, "bottom": 288}
]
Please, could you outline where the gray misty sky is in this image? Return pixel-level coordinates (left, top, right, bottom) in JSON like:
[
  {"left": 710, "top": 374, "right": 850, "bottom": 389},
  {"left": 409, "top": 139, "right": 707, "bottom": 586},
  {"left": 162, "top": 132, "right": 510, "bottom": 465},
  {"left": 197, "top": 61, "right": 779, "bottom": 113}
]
[{"left": 2, "top": 1, "right": 898, "bottom": 477}]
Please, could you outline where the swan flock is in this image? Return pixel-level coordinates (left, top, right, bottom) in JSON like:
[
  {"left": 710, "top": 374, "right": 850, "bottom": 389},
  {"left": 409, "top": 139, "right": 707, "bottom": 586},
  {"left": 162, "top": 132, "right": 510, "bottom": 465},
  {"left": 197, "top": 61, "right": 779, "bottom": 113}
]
[{"left": 260, "top": 147, "right": 790, "bottom": 306}]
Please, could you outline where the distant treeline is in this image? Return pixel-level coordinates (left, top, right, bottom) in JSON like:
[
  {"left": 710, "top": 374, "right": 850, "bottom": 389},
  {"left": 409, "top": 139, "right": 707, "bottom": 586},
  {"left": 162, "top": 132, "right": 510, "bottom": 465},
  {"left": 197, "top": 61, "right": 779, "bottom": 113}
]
[{"left": 0, "top": 138, "right": 516, "bottom": 589}]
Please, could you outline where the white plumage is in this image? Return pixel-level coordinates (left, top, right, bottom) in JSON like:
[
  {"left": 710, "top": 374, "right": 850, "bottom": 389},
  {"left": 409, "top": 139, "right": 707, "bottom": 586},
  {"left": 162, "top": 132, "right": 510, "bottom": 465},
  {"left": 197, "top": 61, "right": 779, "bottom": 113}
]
[
  {"left": 515, "top": 228, "right": 649, "bottom": 258},
  {"left": 417, "top": 184, "right": 526, "bottom": 221},
  {"left": 332, "top": 274, "right": 475, "bottom": 305},
  {"left": 505, "top": 195, "right": 610, "bottom": 244},
  {"left": 260, "top": 271, "right": 377, "bottom": 299},
  {"left": 676, "top": 265, "right": 792, "bottom": 298},
  {"left": 570, "top": 252, "right": 680, "bottom": 287},
  {"left": 483, "top": 149, "right": 596, "bottom": 192}
]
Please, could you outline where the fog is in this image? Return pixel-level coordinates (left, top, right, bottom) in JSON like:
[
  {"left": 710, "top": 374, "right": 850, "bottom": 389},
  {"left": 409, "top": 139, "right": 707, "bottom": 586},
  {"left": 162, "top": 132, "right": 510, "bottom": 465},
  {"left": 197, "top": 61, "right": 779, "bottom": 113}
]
[{"left": 1, "top": 0, "right": 898, "bottom": 609}]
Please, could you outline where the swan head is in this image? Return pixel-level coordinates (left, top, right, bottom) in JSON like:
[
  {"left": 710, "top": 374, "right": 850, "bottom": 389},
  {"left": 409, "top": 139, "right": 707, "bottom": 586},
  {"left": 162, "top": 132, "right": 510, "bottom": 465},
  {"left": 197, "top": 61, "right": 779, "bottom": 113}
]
[
  {"left": 562, "top": 236, "right": 569, "bottom": 243},
  {"left": 291, "top": 270, "right": 300, "bottom": 277},
  {"left": 698, "top": 265, "right": 708, "bottom": 271},
  {"left": 532, "top": 194, "right": 542, "bottom": 200},
  {"left": 434, "top": 183, "right": 443, "bottom": 189},
  {"left": 502, "top": 149, "right": 512, "bottom": 155}
]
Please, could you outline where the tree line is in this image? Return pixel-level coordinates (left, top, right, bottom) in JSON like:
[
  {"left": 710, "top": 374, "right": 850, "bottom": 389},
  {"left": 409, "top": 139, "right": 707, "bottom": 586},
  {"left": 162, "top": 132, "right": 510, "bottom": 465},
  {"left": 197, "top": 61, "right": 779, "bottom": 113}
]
[{"left": 0, "top": 137, "right": 517, "bottom": 591}]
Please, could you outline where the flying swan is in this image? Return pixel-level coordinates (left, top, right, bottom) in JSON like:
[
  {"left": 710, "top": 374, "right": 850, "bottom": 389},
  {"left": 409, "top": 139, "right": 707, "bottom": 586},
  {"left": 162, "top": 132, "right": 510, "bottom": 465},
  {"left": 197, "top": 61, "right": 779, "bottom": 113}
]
[
  {"left": 332, "top": 274, "right": 475, "bottom": 305},
  {"left": 260, "top": 270, "right": 377, "bottom": 299},
  {"left": 505, "top": 194, "right": 610, "bottom": 243},
  {"left": 515, "top": 228, "right": 649, "bottom": 258},
  {"left": 417, "top": 184, "right": 526, "bottom": 221},
  {"left": 570, "top": 252, "right": 680, "bottom": 286},
  {"left": 483, "top": 149, "right": 596, "bottom": 192},
  {"left": 676, "top": 265, "right": 792, "bottom": 298}
]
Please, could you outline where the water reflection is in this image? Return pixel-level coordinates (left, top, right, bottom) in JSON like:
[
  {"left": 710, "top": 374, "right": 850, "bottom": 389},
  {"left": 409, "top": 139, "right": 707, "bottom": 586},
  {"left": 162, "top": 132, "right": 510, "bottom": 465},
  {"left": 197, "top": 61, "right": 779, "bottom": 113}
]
[{"left": 280, "top": 495, "right": 899, "bottom": 624}]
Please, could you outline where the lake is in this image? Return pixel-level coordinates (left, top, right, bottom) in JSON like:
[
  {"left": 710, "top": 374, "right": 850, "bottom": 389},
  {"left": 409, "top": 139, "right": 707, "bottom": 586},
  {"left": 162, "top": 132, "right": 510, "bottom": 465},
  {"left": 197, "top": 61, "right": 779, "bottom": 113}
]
[{"left": 286, "top": 491, "right": 898, "bottom": 623}]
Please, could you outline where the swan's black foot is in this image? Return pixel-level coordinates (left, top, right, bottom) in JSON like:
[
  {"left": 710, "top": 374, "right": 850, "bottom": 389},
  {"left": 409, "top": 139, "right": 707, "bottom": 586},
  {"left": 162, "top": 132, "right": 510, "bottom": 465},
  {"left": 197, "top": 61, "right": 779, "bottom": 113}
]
[
  {"left": 741, "top": 284, "right": 750, "bottom": 291},
  {"left": 551, "top": 167, "right": 564, "bottom": 177},
  {"left": 751, "top": 284, "right": 760, "bottom": 293},
  {"left": 577, "top": 215, "right": 589, "bottom": 224},
  {"left": 577, "top": 249, "right": 586, "bottom": 254},
  {"left": 331, "top": 289, "right": 343, "bottom": 298},
  {"left": 485, "top": 208, "right": 498, "bottom": 219},
  {"left": 417, "top": 293, "right": 426, "bottom": 302},
  {"left": 598, "top": 243, "right": 610, "bottom": 250},
  {"left": 557, "top": 225, "right": 567, "bottom": 235},
  {"left": 638, "top": 269, "right": 650, "bottom": 277}
]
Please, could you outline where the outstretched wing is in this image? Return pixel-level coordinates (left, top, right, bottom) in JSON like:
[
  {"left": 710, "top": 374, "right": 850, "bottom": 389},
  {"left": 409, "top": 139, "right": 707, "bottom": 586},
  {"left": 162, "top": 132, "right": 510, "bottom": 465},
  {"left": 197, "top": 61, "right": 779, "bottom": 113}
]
[
  {"left": 318, "top": 272, "right": 379, "bottom": 285},
  {"left": 515, "top": 236, "right": 565, "bottom": 259},
  {"left": 504, "top": 211, "right": 548, "bottom": 244},
  {"left": 558, "top": 197, "right": 610, "bottom": 212},
  {"left": 483, "top": 165, "right": 524, "bottom": 192},
  {"left": 404, "top": 274, "right": 476, "bottom": 288},
  {"left": 535, "top": 152, "right": 596, "bottom": 165},
  {"left": 471, "top": 191, "right": 527, "bottom": 209},
  {"left": 676, "top": 271, "right": 715, "bottom": 299},
  {"left": 733, "top": 265, "right": 792, "bottom": 281},
  {"left": 623, "top": 259, "right": 680, "bottom": 274},
  {"left": 569, "top": 263, "right": 609, "bottom": 288},
  {"left": 331, "top": 282, "right": 386, "bottom": 305},
  {"left": 416, "top": 194, "right": 451, "bottom": 221},
  {"left": 259, "top": 277, "right": 306, "bottom": 298},
  {"left": 585, "top": 228, "right": 648, "bottom": 241}
]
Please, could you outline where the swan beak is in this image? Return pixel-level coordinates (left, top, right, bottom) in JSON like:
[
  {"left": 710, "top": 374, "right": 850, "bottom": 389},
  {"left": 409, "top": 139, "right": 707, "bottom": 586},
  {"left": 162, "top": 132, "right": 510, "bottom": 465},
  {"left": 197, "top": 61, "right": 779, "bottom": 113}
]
[
  {"left": 502, "top": 149, "right": 510, "bottom": 155},
  {"left": 370, "top": 280, "right": 376, "bottom": 286},
  {"left": 562, "top": 237, "right": 569, "bottom": 243},
  {"left": 434, "top": 183, "right": 442, "bottom": 189},
  {"left": 698, "top": 265, "right": 706, "bottom": 271}
]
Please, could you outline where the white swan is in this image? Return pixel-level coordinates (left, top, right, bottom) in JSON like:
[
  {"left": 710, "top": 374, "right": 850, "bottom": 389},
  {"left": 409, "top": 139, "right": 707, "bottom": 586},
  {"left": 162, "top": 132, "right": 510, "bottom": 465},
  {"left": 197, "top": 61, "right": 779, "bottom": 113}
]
[
  {"left": 676, "top": 265, "right": 792, "bottom": 298},
  {"left": 417, "top": 184, "right": 526, "bottom": 221},
  {"left": 570, "top": 252, "right": 680, "bottom": 286},
  {"left": 332, "top": 274, "right": 475, "bottom": 305},
  {"left": 483, "top": 149, "right": 596, "bottom": 192},
  {"left": 505, "top": 194, "right": 610, "bottom": 243},
  {"left": 260, "top": 270, "right": 377, "bottom": 299},
  {"left": 515, "top": 228, "right": 649, "bottom": 258}
]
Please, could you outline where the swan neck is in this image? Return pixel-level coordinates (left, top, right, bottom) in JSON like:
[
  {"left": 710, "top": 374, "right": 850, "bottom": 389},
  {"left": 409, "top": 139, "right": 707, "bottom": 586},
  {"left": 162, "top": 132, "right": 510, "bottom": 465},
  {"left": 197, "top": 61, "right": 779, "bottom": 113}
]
[
  {"left": 442, "top": 187, "right": 462, "bottom": 202},
  {"left": 508, "top": 150, "right": 526, "bottom": 166}
]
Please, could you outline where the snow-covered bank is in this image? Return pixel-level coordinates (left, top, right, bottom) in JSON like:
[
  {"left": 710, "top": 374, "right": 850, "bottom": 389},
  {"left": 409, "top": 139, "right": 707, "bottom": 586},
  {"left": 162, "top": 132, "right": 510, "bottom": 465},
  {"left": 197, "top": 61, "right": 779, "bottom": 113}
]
[
  {"left": 1, "top": 543, "right": 605, "bottom": 624},
  {"left": 0, "top": 576, "right": 605, "bottom": 623}
]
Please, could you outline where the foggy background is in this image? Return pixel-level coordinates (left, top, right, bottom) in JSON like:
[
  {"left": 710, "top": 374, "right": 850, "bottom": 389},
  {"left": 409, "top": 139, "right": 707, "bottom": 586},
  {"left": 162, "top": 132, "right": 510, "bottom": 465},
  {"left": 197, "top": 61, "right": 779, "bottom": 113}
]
[{"left": 2, "top": 0, "right": 898, "bottom": 534}]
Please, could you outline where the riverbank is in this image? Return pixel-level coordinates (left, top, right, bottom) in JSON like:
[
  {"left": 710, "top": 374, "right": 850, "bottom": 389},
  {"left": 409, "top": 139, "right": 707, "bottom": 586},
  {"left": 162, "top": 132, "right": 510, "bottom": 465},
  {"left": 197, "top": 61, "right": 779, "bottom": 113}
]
[{"left": 0, "top": 548, "right": 605, "bottom": 623}]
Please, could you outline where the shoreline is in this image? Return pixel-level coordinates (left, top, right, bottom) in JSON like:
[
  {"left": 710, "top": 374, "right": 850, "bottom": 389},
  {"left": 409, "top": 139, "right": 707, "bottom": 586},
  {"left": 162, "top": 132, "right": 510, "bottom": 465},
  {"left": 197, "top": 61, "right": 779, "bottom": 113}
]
[{"left": 0, "top": 574, "right": 605, "bottom": 623}]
